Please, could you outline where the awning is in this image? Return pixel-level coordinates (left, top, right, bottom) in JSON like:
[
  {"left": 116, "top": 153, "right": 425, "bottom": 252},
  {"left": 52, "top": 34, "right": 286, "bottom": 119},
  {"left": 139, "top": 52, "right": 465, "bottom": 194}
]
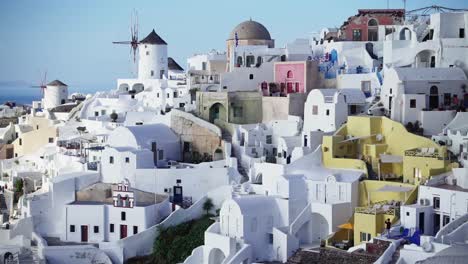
[
  {"left": 338, "top": 222, "right": 353, "bottom": 230},
  {"left": 379, "top": 154, "right": 403, "bottom": 163},
  {"left": 375, "top": 185, "right": 413, "bottom": 193},
  {"left": 338, "top": 134, "right": 376, "bottom": 143}
]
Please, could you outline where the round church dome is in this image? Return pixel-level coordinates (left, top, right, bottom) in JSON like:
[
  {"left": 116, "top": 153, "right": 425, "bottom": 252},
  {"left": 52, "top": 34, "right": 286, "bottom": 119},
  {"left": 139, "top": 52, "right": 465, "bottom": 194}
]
[{"left": 228, "top": 20, "right": 271, "bottom": 40}]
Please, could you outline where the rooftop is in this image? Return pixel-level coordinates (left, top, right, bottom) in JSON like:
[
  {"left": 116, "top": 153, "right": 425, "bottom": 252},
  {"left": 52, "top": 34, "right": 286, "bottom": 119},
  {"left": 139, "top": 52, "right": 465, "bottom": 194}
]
[
  {"left": 228, "top": 19, "right": 271, "bottom": 41},
  {"left": 140, "top": 29, "right": 167, "bottom": 45}
]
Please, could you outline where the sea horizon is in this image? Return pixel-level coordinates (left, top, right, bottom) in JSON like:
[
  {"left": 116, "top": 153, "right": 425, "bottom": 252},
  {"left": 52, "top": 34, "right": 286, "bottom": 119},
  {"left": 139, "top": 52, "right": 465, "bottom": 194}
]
[{"left": 0, "top": 83, "right": 113, "bottom": 105}]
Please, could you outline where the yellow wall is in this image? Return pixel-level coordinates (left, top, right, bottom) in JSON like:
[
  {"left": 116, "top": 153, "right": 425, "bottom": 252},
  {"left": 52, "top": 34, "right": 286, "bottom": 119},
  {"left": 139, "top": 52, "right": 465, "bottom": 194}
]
[
  {"left": 357, "top": 180, "right": 417, "bottom": 207},
  {"left": 353, "top": 212, "right": 397, "bottom": 245},
  {"left": 13, "top": 116, "right": 57, "bottom": 157},
  {"left": 322, "top": 116, "right": 449, "bottom": 182}
]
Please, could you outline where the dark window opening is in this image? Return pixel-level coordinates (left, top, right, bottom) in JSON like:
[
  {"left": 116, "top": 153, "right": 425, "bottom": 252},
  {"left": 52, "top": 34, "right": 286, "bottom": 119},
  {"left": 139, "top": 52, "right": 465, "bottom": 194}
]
[
  {"left": 70, "top": 225, "right": 75, "bottom": 232},
  {"left": 94, "top": 226, "right": 99, "bottom": 233},
  {"left": 121, "top": 211, "right": 126, "bottom": 221},
  {"left": 133, "top": 226, "right": 138, "bottom": 234},
  {"left": 110, "top": 224, "right": 114, "bottom": 233},
  {"left": 410, "top": 99, "right": 416, "bottom": 108}
]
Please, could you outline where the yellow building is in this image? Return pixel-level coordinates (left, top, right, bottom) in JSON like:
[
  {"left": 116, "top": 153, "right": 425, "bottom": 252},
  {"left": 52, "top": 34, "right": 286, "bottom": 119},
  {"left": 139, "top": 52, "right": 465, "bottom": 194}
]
[
  {"left": 353, "top": 180, "right": 418, "bottom": 245},
  {"left": 12, "top": 115, "right": 58, "bottom": 157},
  {"left": 322, "top": 116, "right": 449, "bottom": 184}
]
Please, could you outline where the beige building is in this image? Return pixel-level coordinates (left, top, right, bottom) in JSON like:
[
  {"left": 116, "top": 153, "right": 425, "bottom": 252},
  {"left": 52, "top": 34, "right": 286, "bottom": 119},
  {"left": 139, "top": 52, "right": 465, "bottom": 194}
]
[
  {"left": 13, "top": 115, "right": 58, "bottom": 157},
  {"left": 195, "top": 91, "right": 263, "bottom": 131}
]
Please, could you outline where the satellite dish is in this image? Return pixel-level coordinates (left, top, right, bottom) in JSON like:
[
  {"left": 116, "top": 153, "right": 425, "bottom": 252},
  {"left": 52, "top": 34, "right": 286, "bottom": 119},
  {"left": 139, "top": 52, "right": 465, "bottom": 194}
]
[{"left": 376, "top": 134, "right": 383, "bottom": 141}]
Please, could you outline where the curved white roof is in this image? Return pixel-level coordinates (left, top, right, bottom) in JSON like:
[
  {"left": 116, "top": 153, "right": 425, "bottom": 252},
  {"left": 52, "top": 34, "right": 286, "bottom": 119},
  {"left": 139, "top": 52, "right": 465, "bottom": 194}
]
[{"left": 108, "top": 124, "right": 179, "bottom": 150}]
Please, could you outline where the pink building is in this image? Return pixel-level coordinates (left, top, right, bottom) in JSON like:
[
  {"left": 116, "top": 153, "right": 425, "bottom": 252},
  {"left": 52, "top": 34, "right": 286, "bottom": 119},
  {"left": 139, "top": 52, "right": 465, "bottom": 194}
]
[{"left": 261, "top": 61, "right": 317, "bottom": 96}]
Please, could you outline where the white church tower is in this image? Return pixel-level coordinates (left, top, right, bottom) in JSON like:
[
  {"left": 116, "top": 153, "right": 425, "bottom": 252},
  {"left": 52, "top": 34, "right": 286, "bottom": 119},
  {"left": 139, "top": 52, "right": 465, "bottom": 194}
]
[
  {"left": 43, "top": 80, "right": 68, "bottom": 109},
  {"left": 138, "top": 29, "right": 168, "bottom": 80}
]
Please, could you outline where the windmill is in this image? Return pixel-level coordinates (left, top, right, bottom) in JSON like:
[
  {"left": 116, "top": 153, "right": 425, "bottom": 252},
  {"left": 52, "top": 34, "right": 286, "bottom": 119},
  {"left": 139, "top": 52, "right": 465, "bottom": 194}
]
[
  {"left": 113, "top": 10, "right": 140, "bottom": 63},
  {"left": 31, "top": 71, "right": 48, "bottom": 96}
]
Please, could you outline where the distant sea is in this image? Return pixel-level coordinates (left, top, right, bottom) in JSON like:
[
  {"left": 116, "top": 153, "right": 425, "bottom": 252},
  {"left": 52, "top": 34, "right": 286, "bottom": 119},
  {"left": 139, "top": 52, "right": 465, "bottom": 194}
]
[{"left": 0, "top": 81, "right": 111, "bottom": 105}]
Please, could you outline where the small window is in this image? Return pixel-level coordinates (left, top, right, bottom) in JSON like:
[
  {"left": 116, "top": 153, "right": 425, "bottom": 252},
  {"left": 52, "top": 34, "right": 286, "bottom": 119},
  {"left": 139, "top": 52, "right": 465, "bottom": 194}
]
[
  {"left": 151, "top": 70, "right": 154, "bottom": 76},
  {"left": 146, "top": 51, "right": 149, "bottom": 55},
  {"left": 36, "top": 125, "right": 39, "bottom": 130},
  {"left": 19, "top": 138, "right": 22, "bottom": 146},
  {"left": 443, "top": 215, "right": 450, "bottom": 226},
  {"left": 410, "top": 99, "right": 416, "bottom": 108},
  {"left": 101, "top": 110, "right": 106, "bottom": 115},
  {"left": 70, "top": 225, "right": 75, "bottom": 232},
  {"left": 287, "top": 70, "right": 293, "bottom": 78},
  {"left": 48, "top": 138, "right": 54, "bottom": 143},
  {"left": 268, "top": 233, "right": 273, "bottom": 244},
  {"left": 94, "top": 111, "right": 99, "bottom": 117},
  {"left": 94, "top": 226, "right": 99, "bottom": 233},
  {"left": 312, "top": 105, "right": 318, "bottom": 115},
  {"left": 110, "top": 224, "right": 114, "bottom": 233},
  {"left": 406, "top": 212, "right": 410, "bottom": 216},
  {"left": 167, "top": 93, "right": 170, "bottom": 98},
  {"left": 133, "top": 226, "right": 138, "bottom": 234},
  {"left": 158, "top": 149, "right": 164, "bottom": 160},
  {"left": 353, "top": 29, "right": 362, "bottom": 41},
  {"left": 433, "top": 196, "right": 440, "bottom": 209},
  {"left": 326, "top": 109, "right": 330, "bottom": 116},
  {"left": 109, "top": 156, "right": 114, "bottom": 164},
  {"left": 266, "top": 135, "right": 272, "bottom": 144},
  {"left": 125, "top": 157, "right": 130, "bottom": 163},
  {"left": 249, "top": 74, "right": 254, "bottom": 80},
  {"left": 460, "top": 28, "right": 465, "bottom": 38},
  {"left": 157, "top": 93, "right": 159, "bottom": 98},
  {"left": 121, "top": 211, "right": 126, "bottom": 221}
]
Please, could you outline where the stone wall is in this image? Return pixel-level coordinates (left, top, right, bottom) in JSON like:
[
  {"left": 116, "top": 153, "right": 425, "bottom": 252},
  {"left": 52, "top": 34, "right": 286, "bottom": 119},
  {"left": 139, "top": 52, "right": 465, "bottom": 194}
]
[{"left": 171, "top": 111, "right": 224, "bottom": 163}]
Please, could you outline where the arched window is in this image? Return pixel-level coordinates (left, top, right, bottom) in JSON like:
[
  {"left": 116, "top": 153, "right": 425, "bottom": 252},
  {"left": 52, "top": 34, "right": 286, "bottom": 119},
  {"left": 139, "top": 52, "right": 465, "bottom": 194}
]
[
  {"left": 287, "top": 70, "right": 293, "bottom": 78},
  {"left": 368, "top": 19, "right": 378, "bottom": 26},
  {"left": 399, "top": 28, "right": 411, "bottom": 40}
]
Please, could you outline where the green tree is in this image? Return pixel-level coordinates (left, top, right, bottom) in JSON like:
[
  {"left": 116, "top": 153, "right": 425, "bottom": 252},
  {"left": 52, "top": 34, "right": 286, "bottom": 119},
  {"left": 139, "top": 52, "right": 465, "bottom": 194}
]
[
  {"left": 202, "top": 198, "right": 214, "bottom": 215},
  {"left": 14, "top": 178, "right": 23, "bottom": 193}
]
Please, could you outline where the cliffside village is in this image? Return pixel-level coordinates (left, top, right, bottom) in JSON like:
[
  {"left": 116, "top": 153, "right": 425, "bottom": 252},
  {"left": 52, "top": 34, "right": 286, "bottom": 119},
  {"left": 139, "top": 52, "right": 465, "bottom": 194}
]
[{"left": 0, "top": 6, "right": 468, "bottom": 264}]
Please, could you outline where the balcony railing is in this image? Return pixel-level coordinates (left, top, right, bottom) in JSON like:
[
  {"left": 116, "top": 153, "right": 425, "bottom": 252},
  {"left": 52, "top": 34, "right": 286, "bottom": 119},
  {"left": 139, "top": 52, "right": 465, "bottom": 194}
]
[{"left": 404, "top": 148, "right": 445, "bottom": 159}]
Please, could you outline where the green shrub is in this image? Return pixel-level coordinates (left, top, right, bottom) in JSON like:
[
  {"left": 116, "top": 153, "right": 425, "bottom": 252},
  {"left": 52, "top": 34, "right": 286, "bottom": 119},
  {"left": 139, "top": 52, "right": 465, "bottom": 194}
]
[{"left": 152, "top": 215, "right": 214, "bottom": 264}]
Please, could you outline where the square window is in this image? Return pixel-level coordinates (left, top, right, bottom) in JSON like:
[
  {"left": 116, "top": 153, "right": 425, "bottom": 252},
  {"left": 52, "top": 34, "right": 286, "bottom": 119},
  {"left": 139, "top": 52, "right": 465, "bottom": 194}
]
[
  {"left": 94, "top": 226, "right": 99, "bottom": 233},
  {"left": 125, "top": 157, "right": 130, "bottom": 163},
  {"left": 110, "top": 224, "right": 114, "bottom": 233},
  {"left": 109, "top": 156, "right": 114, "bottom": 164},
  {"left": 249, "top": 74, "right": 254, "bottom": 80},
  {"left": 70, "top": 225, "right": 75, "bottom": 232},
  {"left": 353, "top": 29, "right": 362, "bottom": 41},
  {"left": 410, "top": 99, "right": 416, "bottom": 108},
  {"left": 133, "top": 226, "right": 138, "bottom": 234},
  {"left": 121, "top": 211, "right": 126, "bottom": 221},
  {"left": 406, "top": 212, "right": 410, "bottom": 216},
  {"left": 49, "top": 138, "right": 54, "bottom": 143}
]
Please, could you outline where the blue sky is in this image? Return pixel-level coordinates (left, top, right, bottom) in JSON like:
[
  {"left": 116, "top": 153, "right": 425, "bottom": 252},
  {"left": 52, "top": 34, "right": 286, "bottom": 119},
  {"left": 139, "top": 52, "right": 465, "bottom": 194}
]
[{"left": 0, "top": 0, "right": 466, "bottom": 88}]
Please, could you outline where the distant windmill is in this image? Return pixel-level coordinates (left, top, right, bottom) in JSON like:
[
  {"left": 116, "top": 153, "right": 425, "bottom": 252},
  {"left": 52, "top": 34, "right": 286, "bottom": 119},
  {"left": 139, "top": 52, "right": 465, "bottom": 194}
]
[
  {"left": 31, "top": 71, "right": 48, "bottom": 95},
  {"left": 113, "top": 10, "right": 140, "bottom": 63}
]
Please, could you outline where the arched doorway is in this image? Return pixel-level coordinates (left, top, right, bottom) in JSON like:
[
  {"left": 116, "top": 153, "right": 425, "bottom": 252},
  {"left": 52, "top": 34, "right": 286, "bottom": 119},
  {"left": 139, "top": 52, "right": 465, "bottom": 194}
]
[
  {"left": 296, "top": 213, "right": 329, "bottom": 246},
  {"left": 400, "top": 27, "right": 411, "bottom": 40},
  {"left": 209, "top": 103, "right": 226, "bottom": 124},
  {"left": 132, "top": 83, "right": 144, "bottom": 93},
  {"left": 208, "top": 248, "right": 226, "bottom": 264},
  {"left": 4, "top": 252, "right": 14, "bottom": 263},
  {"left": 415, "top": 50, "right": 436, "bottom": 68},
  {"left": 429, "top": 86, "right": 439, "bottom": 109}
]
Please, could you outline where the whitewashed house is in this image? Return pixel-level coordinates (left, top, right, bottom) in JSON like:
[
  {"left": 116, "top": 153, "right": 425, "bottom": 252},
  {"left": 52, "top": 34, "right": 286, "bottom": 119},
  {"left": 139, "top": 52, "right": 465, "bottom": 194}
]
[
  {"left": 380, "top": 67, "right": 467, "bottom": 136},
  {"left": 185, "top": 148, "right": 363, "bottom": 263},
  {"left": 303, "top": 88, "right": 366, "bottom": 133},
  {"left": 432, "top": 112, "right": 468, "bottom": 162}
]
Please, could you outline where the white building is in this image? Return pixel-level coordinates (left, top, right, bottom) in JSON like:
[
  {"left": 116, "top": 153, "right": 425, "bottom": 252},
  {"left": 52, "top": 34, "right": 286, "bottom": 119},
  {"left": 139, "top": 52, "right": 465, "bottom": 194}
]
[
  {"left": 101, "top": 124, "right": 181, "bottom": 184},
  {"left": 185, "top": 148, "right": 363, "bottom": 263},
  {"left": 303, "top": 88, "right": 367, "bottom": 134},
  {"left": 65, "top": 180, "right": 170, "bottom": 243},
  {"left": 43, "top": 80, "right": 69, "bottom": 109},
  {"left": 380, "top": 67, "right": 467, "bottom": 136},
  {"left": 432, "top": 112, "right": 468, "bottom": 163}
]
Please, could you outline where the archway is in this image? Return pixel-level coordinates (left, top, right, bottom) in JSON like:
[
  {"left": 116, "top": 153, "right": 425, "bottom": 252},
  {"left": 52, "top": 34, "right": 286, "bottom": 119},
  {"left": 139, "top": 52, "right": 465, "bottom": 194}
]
[
  {"left": 415, "top": 50, "right": 436, "bottom": 68},
  {"left": 209, "top": 103, "right": 227, "bottom": 124},
  {"left": 208, "top": 248, "right": 226, "bottom": 264},
  {"left": 296, "top": 213, "right": 329, "bottom": 246},
  {"left": 400, "top": 27, "right": 411, "bottom": 40},
  {"left": 429, "top": 86, "right": 439, "bottom": 109},
  {"left": 131, "top": 83, "right": 144, "bottom": 93},
  {"left": 118, "top": 83, "right": 130, "bottom": 93},
  {"left": 4, "top": 252, "right": 14, "bottom": 263}
]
